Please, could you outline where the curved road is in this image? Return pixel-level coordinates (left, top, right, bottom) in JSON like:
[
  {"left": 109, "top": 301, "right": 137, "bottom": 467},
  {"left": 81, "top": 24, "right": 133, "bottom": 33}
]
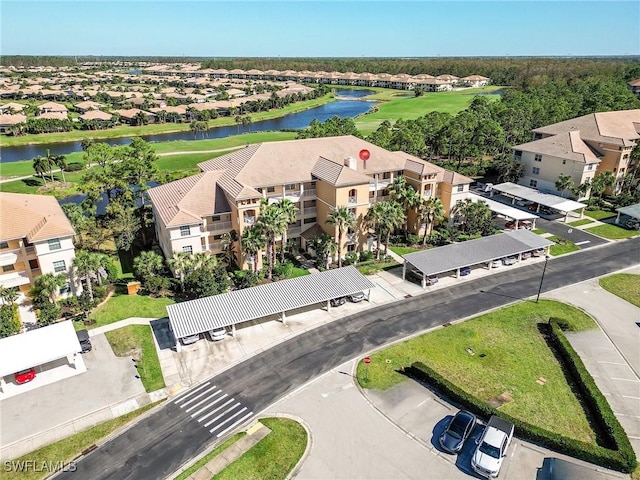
[{"left": 58, "top": 238, "right": 640, "bottom": 480}]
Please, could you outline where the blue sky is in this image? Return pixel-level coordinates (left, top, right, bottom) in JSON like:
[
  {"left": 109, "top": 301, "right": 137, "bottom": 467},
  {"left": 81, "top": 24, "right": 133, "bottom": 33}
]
[{"left": 2, "top": 1, "right": 639, "bottom": 57}]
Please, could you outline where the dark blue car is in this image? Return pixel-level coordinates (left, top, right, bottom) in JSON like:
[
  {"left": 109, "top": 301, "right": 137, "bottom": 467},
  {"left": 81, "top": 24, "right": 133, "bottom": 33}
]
[
  {"left": 460, "top": 266, "right": 471, "bottom": 276},
  {"left": 439, "top": 410, "right": 477, "bottom": 454}
]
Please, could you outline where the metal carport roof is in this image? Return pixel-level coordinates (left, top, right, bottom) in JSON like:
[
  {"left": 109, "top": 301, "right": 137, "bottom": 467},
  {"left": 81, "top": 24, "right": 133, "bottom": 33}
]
[
  {"left": 0, "top": 320, "right": 81, "bottom": 377},
  {"left": 490, "top": 182, "right": 586, "bottom": 212},
  {"left": 468, "top": 193, "right": 538, "bottom": 221},
  {"left": 167, "top": 266, "right": 375, "bottom": 339},
  {"left": 616, "top": 203, "right": 640, "bottom": 220},
  {"left": 403, "top": 230, "right": 554, "bottom": 277}
]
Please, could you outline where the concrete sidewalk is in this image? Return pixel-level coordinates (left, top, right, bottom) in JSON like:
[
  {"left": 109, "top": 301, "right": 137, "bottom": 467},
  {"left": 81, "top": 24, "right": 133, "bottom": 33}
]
[{"left": 88, "top": 317, "right": 158, "bottom": 336}]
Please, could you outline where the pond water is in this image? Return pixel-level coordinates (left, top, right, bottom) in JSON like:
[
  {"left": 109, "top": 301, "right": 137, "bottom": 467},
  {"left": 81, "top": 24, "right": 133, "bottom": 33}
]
[{"left": 0, "top": 89, "right": 376, "bottom": 163}]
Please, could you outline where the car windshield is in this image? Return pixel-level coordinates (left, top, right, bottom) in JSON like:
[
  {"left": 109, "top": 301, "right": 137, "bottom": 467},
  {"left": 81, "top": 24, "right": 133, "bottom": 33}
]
[
  {"left": 448, "top": 417, "right": 468, "bottom": 437},
  {"left": 479, "top": 441, "right": 501, "bottom": 458},
  {"left": 17, "top": 369, "right": 31, "bottom": 375}
]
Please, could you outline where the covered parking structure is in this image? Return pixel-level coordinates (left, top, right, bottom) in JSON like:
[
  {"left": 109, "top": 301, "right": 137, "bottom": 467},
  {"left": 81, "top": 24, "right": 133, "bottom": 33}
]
[
  {"left": 489, "top": 182, "right": 587, "bottom": 222},
  {"left": 614, "top": 203, "right": 640, "bottom": 224},
  {"left": 167, "top": 266, "right": 375, "bottom": 350},
  {"left": 467, "top": 193, "right": 539, "bottom": 229},
  {"left": 0, "top": 320, "right": 83, "bottom": 394},
  {"left": 402, "top": 229, "right": 554, "bottom": 288}
]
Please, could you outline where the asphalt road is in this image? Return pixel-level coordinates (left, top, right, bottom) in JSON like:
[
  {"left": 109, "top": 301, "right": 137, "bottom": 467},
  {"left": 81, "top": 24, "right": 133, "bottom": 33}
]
[
  {"left": 536, "top": 218, "right": 608, "bottom": 249},
  {"left": 57, "top": 238, "right": 640, "bottom": 480}
]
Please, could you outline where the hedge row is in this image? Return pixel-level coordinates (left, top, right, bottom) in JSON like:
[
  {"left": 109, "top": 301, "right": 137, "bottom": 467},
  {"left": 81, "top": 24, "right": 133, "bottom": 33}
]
[{"left": 408, "top": 319, "right": 637, "bottom": 473}]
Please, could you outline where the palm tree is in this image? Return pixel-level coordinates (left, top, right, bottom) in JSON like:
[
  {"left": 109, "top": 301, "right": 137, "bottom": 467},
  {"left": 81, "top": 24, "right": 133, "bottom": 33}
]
[
  {"left": 326, "top": 206, "right": 356, "bottom": 268},
  {"left": 256, "top": 202, "right": 287, "bottom": 280},
  {"left": 417, "top": 197, "right": 445, "bottom": 244},
  {"left": 365, "top": 202, "right": 385, "bottom": 260},
  {"left": 52, "top": 154, "right": 67, "bottom": 183},
  {"left": 378, "top": 201, "right": 405, "bottom": 257},
  {"left": 241, "top": 226, "right": 266, "bottom": 273},
  {"left": 309, "top": 233, "right": 338, "bottom": 270},
  {"left": 388, "top": 176, "right": 419, "bottom": 231},
  {"left": 555, "top": 173, "right": 574, "bottom": 198},
  {"left": 168, "top": 251, "right": 193, "bottom": 292},
  {"left": 0, "top": 286, "right": 18, "bottom": 306},
  {"left": 589, "top": 171, "right": 616, "bottom": 205},
  {"left": 30, "top": 273, "right": 66, "bottom": 306},
  {"left": 33, "top": 155, "right": 50, "bottom": 184},
  {"left": 221, "top": 230, "right": 239, "bottom": 267},
  {"left": 276, "top": 199, "right": 298, "bottom": 263},
  {"left": 73, "top": 250, "right": 100, "bottom": 302}
]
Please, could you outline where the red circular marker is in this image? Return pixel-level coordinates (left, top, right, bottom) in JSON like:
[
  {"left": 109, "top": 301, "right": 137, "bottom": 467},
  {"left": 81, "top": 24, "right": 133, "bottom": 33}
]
[
  {"left": 364, "top": 356, "right": 371, "bottom": 364},
  {"left": 359, "top": 149, "right": 370, "bottom": 161}
]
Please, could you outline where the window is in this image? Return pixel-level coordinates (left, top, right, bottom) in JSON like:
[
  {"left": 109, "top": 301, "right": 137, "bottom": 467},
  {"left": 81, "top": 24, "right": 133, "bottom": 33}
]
[
  {"left": 529, "top": 179, "right": 538, "bottom": 188},
  {"left": 180, "top": 226, "right": 190, "bottom": 237},
  {"left": 267, "top": 186, "right": 275, "bottom": 193},
  {"left": 285, "top": 183, "right": 296, "bottom": 190},
  {"left": 588, "top": 164, "right": 594, "bottom": 171},
  {"left": 304, "top": 217, "right": 316, "bottom": 224},
  {"left": 212, "top": 215, "right": 221, "bottom": 222},
  {"left": 2, "top": 264, "right": 14, "bottom": 273},
  {"left": 532, "top": 167, "right": 540, "bottom": 175},
  {"left": 48, "top": 238, "right": 61, "bottom": 251},
  {"left": 59, "top": 283, "right": 71, "bottom": 295},
  {"left": 347, "top": 244, "right": 356, "bottom": 252},
  {"left": 456, "top": 184, "right": 464, "bottom": 192},
  {"left": 53, "top": 260, "right": 66, "bottom": 273},
  {"left": 534, "top": 154, "right": 542, "bottom": 162},
  {"left": 514, "top": 150, "right": 523, "bottom": 158},
  {"left": 182, "top": 246, "right": 193, "bottom": 254},
  {"left": 256, "top": 187, "right": 263, "bottom": 193},
  {"left": 0, "top": 241, "right": 8, "bottom": 249}
]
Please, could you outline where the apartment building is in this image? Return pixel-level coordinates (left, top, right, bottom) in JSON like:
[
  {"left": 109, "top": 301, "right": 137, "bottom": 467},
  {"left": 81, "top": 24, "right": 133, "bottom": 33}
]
[
  {"left": 0, "top": 193, "right": 79, "bottom": 297},
  {"left": 512, "top": 109, "right": 640, "bottom": 198},
  {"left": 148, "top": 136, "right": 472, "bottom": 270}
]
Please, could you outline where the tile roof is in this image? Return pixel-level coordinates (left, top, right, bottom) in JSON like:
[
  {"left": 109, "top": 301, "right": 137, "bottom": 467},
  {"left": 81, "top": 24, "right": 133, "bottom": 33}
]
[
  {"left": 311, "top": 157, "right": 371, "bottom": 186},
  {"left": 0, "top": 113, "right": 27, "bottom": 125},
  {"left": 514, "top": 131, "right": 602, "bottom": 163},
  {"left": 0, "top": 192, "right": 75, "bottom": 241},
  {"left": 80, "top": 110, "right": 112, "bottom": 121}
]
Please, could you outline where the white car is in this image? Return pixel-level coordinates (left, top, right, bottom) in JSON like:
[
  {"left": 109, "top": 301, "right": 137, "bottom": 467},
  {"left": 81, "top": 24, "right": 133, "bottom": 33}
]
[
  {"left": 208, "top": 327, "right": 227, "bottom": 341},
  {"left": 180, "top": 333, "right": 200, "bottom": 345},
  {"left": 472, "top": 416, "right": 514, "bottom": 478},
  {"left": 489, "top": 259, "right": 501, "bottom": 268},
  {"left": 502, "top": 256, "right": 517, "bottom": 266}
]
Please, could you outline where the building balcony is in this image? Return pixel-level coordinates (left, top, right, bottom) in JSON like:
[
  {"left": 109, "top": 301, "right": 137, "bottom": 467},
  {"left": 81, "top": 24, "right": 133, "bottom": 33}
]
[
  {"left": 423, "top": 190, "right": 433, "bottom": 198},
  {"left": 0, "top": 271, "right": 30, "bottom": 289},
  {"left": 244, "top": 216, "right": 256, "bottom": 226},
  {"left": 205, "top": 221, "right": 233, "bottom": 232},
  {"left": 0, "top": 249, "right": 20, "bottom": 266},
  {"left": 287, "top": 226, "right": 302, "bottom": 236},
  {"left": 348, "top": 196, "right": 357, "bottom": 204},
  {"left": 303, "top": 189, "right": 316, "bottom": 197},
  {"left": 346, "top": 233, "right": 356, "bottom": 244},
  {"left": 303, "top": 207, "right": 317, "bottom": 216},
  {"left": 209, "top": 240, "right": 224, "bottom": 251}
]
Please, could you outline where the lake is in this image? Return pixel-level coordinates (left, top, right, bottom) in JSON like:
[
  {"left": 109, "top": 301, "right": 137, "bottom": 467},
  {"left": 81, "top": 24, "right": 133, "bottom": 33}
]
[{"left": 0, "top": 89, "right": 376, "bottom": 163}]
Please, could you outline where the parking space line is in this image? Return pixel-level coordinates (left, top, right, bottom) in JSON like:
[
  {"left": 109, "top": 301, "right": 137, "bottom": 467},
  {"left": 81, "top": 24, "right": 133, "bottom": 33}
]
[
  {"left": 197, "top": 398, "right": 235, "bottom": 423},
  {"left": 216, "top": 411, "right": 254, "bottom": 438},
  {"left": 203, "top": 402, "right": 241, "bottom": 428},
  {"left": 185, "top": 389, "right": 223, "bottom": 413},
  {"left": 174, "top": 381, "right": 210, "bottom": 404},
  {"left": 611, "top": 377, "right": 639, "bottom": 382},
  {"left": 209, "top": 407, "right": 248, "bottom": 433},
  {"left": 597, "top": 361, "right": 628, "bottom": 366}
]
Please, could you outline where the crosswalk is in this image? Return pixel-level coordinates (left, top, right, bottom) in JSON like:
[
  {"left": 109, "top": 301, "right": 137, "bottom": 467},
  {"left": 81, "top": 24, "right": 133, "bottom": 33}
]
[{"left": 174, "top": 382, "right": 254, "bottom": 437}]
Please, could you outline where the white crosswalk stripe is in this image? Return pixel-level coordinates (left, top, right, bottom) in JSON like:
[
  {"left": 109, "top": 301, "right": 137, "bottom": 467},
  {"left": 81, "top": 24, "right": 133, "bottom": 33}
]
[{"left": 176, "top": 384, "right": 254, "bottom": 436}]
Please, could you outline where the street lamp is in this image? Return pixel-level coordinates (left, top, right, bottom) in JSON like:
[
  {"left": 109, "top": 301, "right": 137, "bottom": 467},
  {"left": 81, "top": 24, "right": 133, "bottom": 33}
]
[{"left": 536, "top": 255, "right": 550, "bottom": 303}]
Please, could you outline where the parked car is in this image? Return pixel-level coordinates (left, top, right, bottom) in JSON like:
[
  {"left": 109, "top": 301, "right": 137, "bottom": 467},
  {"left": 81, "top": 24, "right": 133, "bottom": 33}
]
[
  {"left": 540, "top": 205, "right": 555, "bottom": 215},
  {"left": 504, "top": 221, "right": 517, "bottom": 230},
  {"left": 527, "top": 203, "right": 538, "bottom": 212},
  {"left": 180, "top": 333, "right": 201, "bottom": 345},
  {"left": 439, "top": 410, "right": 477, "bottom": 454},
  {"left": 460, "top": 266, "right": 471, "bottom": 276},
  {"left": 208, "top": 327, "right": 227, "bottom": 341},
  {"left": 624, "top": 219, "right": 640, "bottom": 231},
  {"left": 516, "top": 200, "right": 534, "bottom": 207},
  {"left": 502, "top": 256, "right": 517, "bottom": 266},
  {"left": 347, "top": 291, "right": 366, "bottom": 303},
  {"left": 489, "top": 259, "right": 501, "bottom": 268},
  {"left": 330, "top": 297, "right": 347, "bottom": 307},
  {"left": 472, "top": 415, "right": 515, "bottom": 478},
  {"left": 531, "top": 248, "right": 546, "bottom": 257},
  {"left": 521, "top": 251, "right": 532, "bottom": 260},
  {"left": 76, "top": 329, "right": 92, "bottom": 353},
  {"left": 406, "top": 269, "right": 438, "bottom": 286},
  {"left": 14, "top": 368, "right": 36, "bottom": 385}
]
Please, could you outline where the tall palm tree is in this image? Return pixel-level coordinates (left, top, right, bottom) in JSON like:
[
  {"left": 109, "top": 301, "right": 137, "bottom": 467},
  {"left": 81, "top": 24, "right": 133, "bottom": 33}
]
[
  {"left": 30, "top": 273, "right": 66, "bottom": 306},
  {"left": 365, "top": 202, "right": 386, "bottom": 260},
  {"left": 0, "top": 286, "right": 18, "bottom": 306},
  {"left": 241, "top": 226, "right": 266, "bottom": 273},
  {"left": 388, "top": 176, "right": 418, "bottom": 231},
  {"left": 73, "top": 250, "right": 100, "bottom": 302},
  {"left": 276, "top": 199, "right": 298, "bottom": 263},
  {"left": 417, "top": 197, "right": 445, "bottom": 244},
  {"left": 33, "top": 155, "right": 50, "bottom": 184},
  {"left": 326, "top": 206, "right": 356, "bottom": 268},
  {"left": 53, "top": 154, "right": 67, "bottom": 183},
  {"left": 378, "top": 201, "right": 405, "bottom": 257},
  {"left": 221, "top": 230, "right": 239, "bottom": 267},
  {"left": 309, "top": 233, "right": 338, "bottom": 270},
  {"left": 167, "top": 251, "right": 193, "bottom": 292},
  {"left": 555, "top": 173, "right": 574, "bottom": 198},
  {"left": 256, "top": 202, "right": 286, "bottom": 280}
]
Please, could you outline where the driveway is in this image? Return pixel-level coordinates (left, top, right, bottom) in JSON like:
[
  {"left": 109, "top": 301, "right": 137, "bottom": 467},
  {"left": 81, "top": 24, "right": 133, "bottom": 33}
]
[{"left": 536, "top": 218, "right": 609, "bottom": 250}]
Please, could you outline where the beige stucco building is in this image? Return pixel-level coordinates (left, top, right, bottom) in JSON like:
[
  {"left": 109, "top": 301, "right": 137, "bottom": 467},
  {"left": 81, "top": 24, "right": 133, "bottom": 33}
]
[
  {"left": 0, "top": 193, "right": 80, "bottom": 297},
  {"left": 148, "top": 136, "right": 473, "bottom": 269},
  {"left": 512, "top": 109, "right": 640, "bottom": 199}
]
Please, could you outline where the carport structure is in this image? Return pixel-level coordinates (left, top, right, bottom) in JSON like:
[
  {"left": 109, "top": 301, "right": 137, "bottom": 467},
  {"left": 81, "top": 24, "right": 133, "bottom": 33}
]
[
  {"left": 167, "top": 266, "right": 375, "bottom": 349},
  {"left": 0, "top": 320, "right": 82, "bottom": 393},
  {"left": 614, "top": 203, "right": 640, "bottom": 224},
  {"left": 468, "top": 193, "right": 539, "bottom": 229},
  {"left": 489, "top": 182, "right": 587, "bottom": 222},
  {"left": 402, "top": 230, "right": 554, "bottom": 288}
]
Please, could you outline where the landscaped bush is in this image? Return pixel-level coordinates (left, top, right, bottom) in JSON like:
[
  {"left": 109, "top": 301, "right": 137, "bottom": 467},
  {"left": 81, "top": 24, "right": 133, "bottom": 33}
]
[
  {"left": 65, "top": 162, "right": 84, "bottom": 172},
  {"left": 0, "top": 304, "right": 21, "bottom": 338},
  {"left": 406, "top": 319, "right": 637, "bottom": 474},
  {"left": 359, "top": 250, "right": 374, "bottom": 262},
  {"left": 343, "top": 252, "right": 359, "bottom": 265}
]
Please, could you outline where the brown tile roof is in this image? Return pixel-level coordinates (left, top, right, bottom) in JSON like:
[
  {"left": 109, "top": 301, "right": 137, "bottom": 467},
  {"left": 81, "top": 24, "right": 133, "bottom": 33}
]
[
  {"left": 514, "top": 131, "right": 601, "bottom": 163},
  {"left": 0, "top": 102, "right": 25, "bottom": 113},
  {"left": 38, "top": 102, "right": 67, "bottom": 113},
  {"left": 80, "top": 110, "right": 112, "bottom": 121},
  {"left": 0, "top": 192, "right": 75, "bottom": 242},
  {"left": 0, "top": 113, "right": 27, "bottom": 125},
  {"left": 74, "top": 100, "right": 103, "bottom": 111},
  {"left": 311, "top": 157, "right": 371, "bottom": 186},
  {"left": 147, "top": 171, "right": 231, "bottom": 227},
  {"left": 39, "top": 111, "right": 68, "bottom": 120},
  {"left": 532, "top": 109, "right": 640, "bottom": 147}
]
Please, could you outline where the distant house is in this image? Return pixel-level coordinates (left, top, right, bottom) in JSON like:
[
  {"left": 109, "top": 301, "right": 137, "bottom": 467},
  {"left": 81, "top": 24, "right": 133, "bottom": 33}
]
[
  {"left": 0, "top": 102, "right": 26, "bottom": 114},
  {"left": 460, "top": 75, "right": 490, "bottom": 87},
  {"left": 0, "top": 114, "right": 27, "bottom": 134},
  {"left": 79, "top": 110, "right": 113, "bottom": 129},
  {"left": 74, "top": 100, "right": 104, "bottom": 113},
  {"left": 628, "top": 78, "right": 640, "bottom": 97},
  {"left": 114, "top": 108, "right": 157, "bottom": 125},
  {"left": 37, "top": 102, "right": 67, "bottom": 115}
]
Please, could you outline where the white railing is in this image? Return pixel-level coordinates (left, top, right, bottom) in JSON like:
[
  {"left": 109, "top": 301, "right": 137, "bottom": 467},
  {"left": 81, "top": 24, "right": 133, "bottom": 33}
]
[
  {"left": 303, "top": 189, "right": 316, "bottom": 197},
  {"left": 303, "top": 207, "right": 317, "bottom": 216},
  {"left": 207, "top": 221, "right": 232, "bottom": 232},
  {"left": 423, "top": 190, "right": 432, "bottom": 198},
  {"left": 348, "top": 196, "right": 357, "bottom": 204},
  {"left": 244, "top": 216, "right": 256, "bottom": 226},
  {"left": 0, "top": 249, "right": 20, "bottom": 266}
]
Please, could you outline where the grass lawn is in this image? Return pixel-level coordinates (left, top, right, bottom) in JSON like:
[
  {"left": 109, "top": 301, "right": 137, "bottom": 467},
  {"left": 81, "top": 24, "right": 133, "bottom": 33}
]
[
  {"left": 174, "top": 433, "right": 245, "bottom": 480},
  {"left": 532, "top": 228, "right": 547, "bottom": 235},
  {"left": 357, "top": 299, "right": 598, "bottom": 443},
  {"left": 584, "top": 209, "right": 616, "bottom": 221},
  {"left": 0, "top": 402, "right": 160, "bottom": 480},
  {"left": 585, "top": 224, "right": 639, "bottom": 240},
  {"left": 567, "top": 219, "right": 594, "bottom": 227},
  {"left": 104, "top": 325, "right": 165, "bottom": 392},
  {"left": 287, "top": 267, "right": 311, "bottom": 278},
  {"left": 389, "top": 245, "right": 422, "bottom": 256},
  {"left": 356, "top": 259, "right": 398, "bottom": 275},
  {"left": 599, "top": 274, "right": 640, "bottom": 308},
  {"left": 548, "top": 236, "right": 580, "bottom": 256},
  {"left": 89, "top": 293, "right": 174, "bottom": 328},
  {"left": 213, "top": 417, "right": 307, "bottom": 480}
]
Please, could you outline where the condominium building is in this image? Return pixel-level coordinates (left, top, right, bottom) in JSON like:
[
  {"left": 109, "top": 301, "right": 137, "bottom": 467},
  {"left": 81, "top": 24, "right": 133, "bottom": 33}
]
[
  {"left": 0, "top": 193, "right": 79, "bottom": 297},
  {"left": 512, "top": 109, "right": 640, "bottom": 198},
  {"left": 148, "top": 136, "right": 472, "bottom": 269}
]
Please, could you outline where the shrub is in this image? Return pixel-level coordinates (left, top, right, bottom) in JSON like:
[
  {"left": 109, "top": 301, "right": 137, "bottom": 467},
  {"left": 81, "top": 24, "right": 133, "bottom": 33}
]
[
  {"left": 359, "top": 250, "right": 374, "bottom": 262},
  {"left": 406, "top": 234, "right": 420, "bottom": 245},
  {"left": 36, "top": 302, "right": 62, "bottom": 326},
  {"left": 273, "top": 261, "right": 294, "bottom": 280},
  {"left": 65, "top": 162, "right": 84, "bottom": 172},
  {"left": 0, "top": 304, "right": 20, "bottom": 338},
  {"left": 343, "top": 252, "right": 359, "bottom": 266}
]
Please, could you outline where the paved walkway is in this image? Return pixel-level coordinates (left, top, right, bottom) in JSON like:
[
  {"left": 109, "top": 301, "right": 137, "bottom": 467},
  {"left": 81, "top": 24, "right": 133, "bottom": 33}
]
[{"left": 87, "top": 317, "right": 157, "bottom": 336}]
